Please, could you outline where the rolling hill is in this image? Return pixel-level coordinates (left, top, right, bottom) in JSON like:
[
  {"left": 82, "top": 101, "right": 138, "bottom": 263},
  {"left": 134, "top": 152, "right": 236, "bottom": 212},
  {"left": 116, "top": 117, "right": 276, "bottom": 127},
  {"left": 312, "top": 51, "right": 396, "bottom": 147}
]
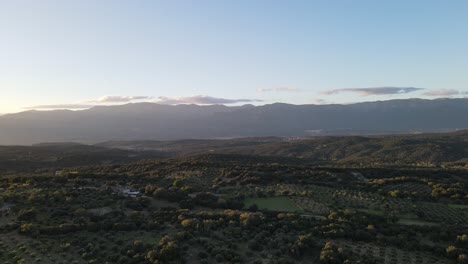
[{"left": 98, "top": 131, "right": 468, "bottom": 165}]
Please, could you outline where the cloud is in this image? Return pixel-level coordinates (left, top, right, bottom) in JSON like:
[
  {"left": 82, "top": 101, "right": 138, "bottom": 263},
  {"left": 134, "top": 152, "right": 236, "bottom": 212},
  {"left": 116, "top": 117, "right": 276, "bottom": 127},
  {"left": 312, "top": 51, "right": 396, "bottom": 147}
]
[
  {"left": 321, "top": 87, "right": 424, "bottom": 96},
  {"left": 155, "top": 95, "right": 262, "bottom": 105},
  {"left": 310, "top": 99, "right": 330, "bottom": 105},
  {"left": 257, "top": 88, "right": 272, "bottom": 92},
  {"left": 25, "top": 95, "right": 262, "bottom": 110},
  {"left": 88, "top": 95, "right": 152, "bottom": 103},
  {"left": 24, "top": 104, "right": 96, "bottom": 110},
  {"left": 25, "top": 95, "right": 152, "bottom": 110},
  {"left": 257, "top": 87, "right": 302, "bottom": 93},
  {"left": 422, "top": 89, "right": 461, "bottom": 97}
]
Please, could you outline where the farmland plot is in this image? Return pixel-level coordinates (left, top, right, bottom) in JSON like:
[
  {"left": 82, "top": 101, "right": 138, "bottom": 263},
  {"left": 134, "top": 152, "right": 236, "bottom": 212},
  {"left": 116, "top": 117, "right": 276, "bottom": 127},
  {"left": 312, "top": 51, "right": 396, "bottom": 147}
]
[
  {"left": 290, "top": 197, "right": 330, "bottom": 215},
  {"left": 244, "top": 196, "right": 303, "bottom": 213},
  {"left": 333, "top": 240, "right": 454, "bottom": 264}
]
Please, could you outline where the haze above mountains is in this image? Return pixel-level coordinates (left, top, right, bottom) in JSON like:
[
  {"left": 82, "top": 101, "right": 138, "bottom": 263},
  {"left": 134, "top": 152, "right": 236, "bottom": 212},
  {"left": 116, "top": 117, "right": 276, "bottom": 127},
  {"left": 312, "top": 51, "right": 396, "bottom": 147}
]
[{"left": 1, "top": 98, "right": 467, "bottom": 145}]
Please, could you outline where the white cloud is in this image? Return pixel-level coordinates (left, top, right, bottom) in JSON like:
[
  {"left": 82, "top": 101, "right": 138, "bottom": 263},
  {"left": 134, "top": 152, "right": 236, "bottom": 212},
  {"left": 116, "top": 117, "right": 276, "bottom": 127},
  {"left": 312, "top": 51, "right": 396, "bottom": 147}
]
[
  {"left": 24, "top": 95, "right": 153, "bottom": 110},
  {"left": 321, "top": 86, "right": 424, "bottom": 96},
  {"left": 24, "top": 104, "right": 96, "bottom": 110},
  {"left": 155, "top": 95, "right": 262, "bottom": 105},
  {"left": 310, "top": 99, "right": 331, "bottom": 105},
  {"left": 88, "top": 95, "right": 152, "bottom": 103},
  {"left": 257, "top": 87, "right": 302, "bottom": 93},
  {"left": 25, "top": 94, "right": 262, "bottom": 110},
  {"left": 422, "top": 89, "right": 462, "bottom": 97}
]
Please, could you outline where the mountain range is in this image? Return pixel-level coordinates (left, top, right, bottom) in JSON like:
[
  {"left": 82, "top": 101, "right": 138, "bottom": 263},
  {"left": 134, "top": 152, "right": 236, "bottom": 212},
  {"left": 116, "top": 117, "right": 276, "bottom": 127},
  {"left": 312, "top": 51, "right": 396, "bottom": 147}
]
[{"left": 1, "top": 98, "right": 467, "bottom": 145}]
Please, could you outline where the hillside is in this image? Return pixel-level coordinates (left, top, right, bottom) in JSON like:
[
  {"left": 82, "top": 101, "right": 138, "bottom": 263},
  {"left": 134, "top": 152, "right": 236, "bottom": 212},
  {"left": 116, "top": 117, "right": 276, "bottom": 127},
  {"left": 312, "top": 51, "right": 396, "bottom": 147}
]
[
  {"left": 1, "top": 131, "right": 467, "bottom": 175},
  {"left": 98, "top": 131, "right": 468, "bottom": 165},
  {"left": 0, "top": 143, "right": 166, "bottom": 174}
]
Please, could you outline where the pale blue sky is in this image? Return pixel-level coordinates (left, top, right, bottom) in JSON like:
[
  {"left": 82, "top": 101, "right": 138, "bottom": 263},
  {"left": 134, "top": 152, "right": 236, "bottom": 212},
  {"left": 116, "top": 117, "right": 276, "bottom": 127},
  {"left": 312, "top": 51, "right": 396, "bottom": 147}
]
[{"left": 1, "top": 0, "right": 467, "bottom": 113}]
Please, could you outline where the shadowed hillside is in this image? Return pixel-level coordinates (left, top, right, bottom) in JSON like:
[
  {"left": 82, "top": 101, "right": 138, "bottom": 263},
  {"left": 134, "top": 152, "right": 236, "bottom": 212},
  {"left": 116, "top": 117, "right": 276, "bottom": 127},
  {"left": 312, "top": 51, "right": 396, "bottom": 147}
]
[
  {"left": 98, "top": 131, "right": 468, "bottom": 165},
  {"left": 0, "top": 143, "right": 166, "bottom": 174}
]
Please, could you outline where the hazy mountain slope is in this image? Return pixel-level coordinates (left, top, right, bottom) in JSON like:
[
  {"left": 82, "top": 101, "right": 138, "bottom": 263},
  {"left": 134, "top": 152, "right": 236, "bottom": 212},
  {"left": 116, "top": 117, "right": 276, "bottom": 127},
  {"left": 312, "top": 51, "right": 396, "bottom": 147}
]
[
  {"left": 96, "top": 137, "right": 282, "bottom": 154},
  {"left": 1, "top": 98, "right": 467, "bottom": 145},
  {"left": 0, "top": 143, "right": 166, "bottom": 174},
  {"left": 239, "top": 133, "right": 468, "bottom": 164},
  {"left": 98, "top": 131, "right": 468, "bottom": 165}
]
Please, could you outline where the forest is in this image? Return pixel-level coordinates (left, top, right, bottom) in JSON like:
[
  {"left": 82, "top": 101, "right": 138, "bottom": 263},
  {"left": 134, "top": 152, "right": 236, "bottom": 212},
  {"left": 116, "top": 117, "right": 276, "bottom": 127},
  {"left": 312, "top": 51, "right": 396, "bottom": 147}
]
[{"left": 0, "top": 132, "right": 467, "bottom": 263}]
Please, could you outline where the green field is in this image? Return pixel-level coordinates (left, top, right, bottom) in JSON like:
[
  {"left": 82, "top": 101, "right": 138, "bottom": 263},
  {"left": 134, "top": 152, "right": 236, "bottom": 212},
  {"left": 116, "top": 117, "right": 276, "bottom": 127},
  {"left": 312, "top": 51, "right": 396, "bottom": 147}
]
[
  {"left": 448, "top": 204, "right": 468, "bottom": 210},
  {"left": 244, "top": 196, "right": 303, "bottom": 213},
  {"left": 397, "top": 218, "right": 439, "bottom": 226},
  {"left": 357, "top": 209, "right": 384, "bottom": 216}
]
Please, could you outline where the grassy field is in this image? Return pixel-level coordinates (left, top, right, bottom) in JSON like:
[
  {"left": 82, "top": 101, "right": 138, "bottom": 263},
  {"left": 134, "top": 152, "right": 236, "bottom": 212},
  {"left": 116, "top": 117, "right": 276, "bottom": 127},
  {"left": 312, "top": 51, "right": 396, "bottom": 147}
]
[
  {"left": 397, "top": 218, "right": 439, "bottom": 226},
  {"left": 357, "top": 209, "right": 384, "bottom": 216},
  {"left": 447, "top": 204, "right": 468, "bottom": 210},
  {"left": 244, "top": 196, "right": 304, "bottom": 213}
]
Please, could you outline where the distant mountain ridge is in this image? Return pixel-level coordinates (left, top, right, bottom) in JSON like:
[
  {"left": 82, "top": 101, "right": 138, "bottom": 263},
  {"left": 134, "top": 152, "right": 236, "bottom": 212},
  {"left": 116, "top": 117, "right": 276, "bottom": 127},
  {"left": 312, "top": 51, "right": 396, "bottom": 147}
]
[{"left": 1, "top": 98, "right": 467, "bottom": 145}]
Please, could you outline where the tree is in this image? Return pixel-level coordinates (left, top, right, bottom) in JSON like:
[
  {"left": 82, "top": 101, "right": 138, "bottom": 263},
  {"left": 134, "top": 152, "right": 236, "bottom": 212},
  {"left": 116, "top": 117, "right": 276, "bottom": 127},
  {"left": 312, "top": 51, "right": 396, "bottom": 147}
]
[
  {"left": 19, "top": 223, "right": 38, "bottom": 236},
  {"left": 172, "top": 180, "right": 182, "bottom": 188},
  {"left": 457, "top": 234, "right": 468, "bottom": 246},
  {"left": 240, "top": 213, "right": 263, "bottom": 227},
  {"left": 319, "top": 242, "right": 344, "bottom": 264},
  {"left": 17, "top": 209, "right": 38, "bottom": 221},
  {"left": 248, "top": 204, "right": 258, "bottom": 212},
  {"left": 447, "top": 246, "right": 459, "bottom": 259},
  {"left": 181, "top": 219, "right": 196, "bottom": 230},
  {"left": 459, "top": 254, "right": 468, "bottom": 264},
  {"left": 388, "top": 190, "right": 400, "bottom": 198},
  {"left": 290, "top": 234, "right": 316, "bottom": 258},
  {"left": 146, "top": 236, "right": 180, "bottom": 264},
  {"left": 153, "top": 188, "right": 168, "bottom": 199}
]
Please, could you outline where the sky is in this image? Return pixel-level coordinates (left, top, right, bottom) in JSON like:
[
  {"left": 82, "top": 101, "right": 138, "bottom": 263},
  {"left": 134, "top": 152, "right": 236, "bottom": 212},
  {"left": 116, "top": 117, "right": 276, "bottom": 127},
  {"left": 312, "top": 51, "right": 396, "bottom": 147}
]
[{"left": 1, "top": 0, "right": 468, "bottom": 113}]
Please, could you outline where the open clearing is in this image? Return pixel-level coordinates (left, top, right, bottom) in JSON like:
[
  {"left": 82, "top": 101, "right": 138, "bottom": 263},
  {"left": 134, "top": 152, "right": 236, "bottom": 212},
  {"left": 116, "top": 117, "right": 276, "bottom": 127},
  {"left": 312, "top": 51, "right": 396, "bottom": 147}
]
[
  {"left": 244, "top": 196, "right": 303, "bottom": 213},
  {"left": 397, "top": 218, "right": 440, "bottom": 226},
  {"left": 447, "top": 204, "right": 468, "bottom": 210}
]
